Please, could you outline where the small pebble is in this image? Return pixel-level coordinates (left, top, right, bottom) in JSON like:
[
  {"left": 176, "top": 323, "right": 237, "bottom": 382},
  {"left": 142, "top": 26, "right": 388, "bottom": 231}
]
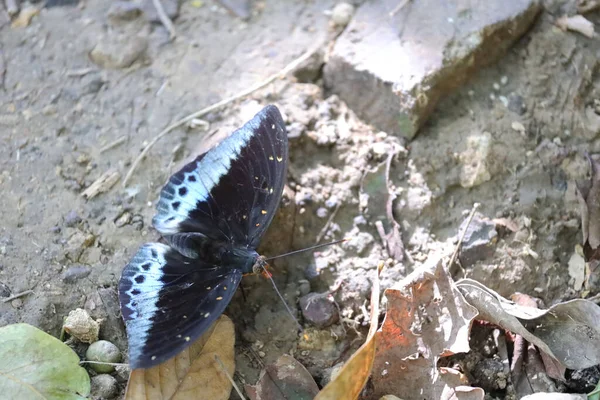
[
  {"left": 325, "top": 195, "right": 339, "bottom": 209},
  {"left": 493, "top": 83, "right": 500, "bottom": 91},
  {"left": 11, "top": 298, "right": 23, "bottom": 308},
  {"left": 507, "top": 93, "right": 526, "bottom": 115},
  {"left": 299, "top": 292, "right": 338, "bottom": 328},
  {"left": 500, "top": 76, "right": 508, "bottom": 85},
  {"left": 90, "top": 374, "right": 119, "bottom": 399},
  {"left": 298, "top": 279, "right": 311, "bottom": 296},
  {"left": 498, "top": 95, "right": 508, "bottom": 108},
  {"left": 510, "top": 121, "right": 526, "bottom": 133},
  {"left": 62, "top": 266, "right": 92, "bottom": 283},
  {"left": 316, "top": 207, "right": 328, "bottom": 218},
  {"left": 353, "top": 215, "right": 367, "bottom": 226},
  {"left": 86, "top": 340, "right": 122, "bottom": 373},
  {"left": 331, "top": 2, "right": 354, "bottom": 27}
]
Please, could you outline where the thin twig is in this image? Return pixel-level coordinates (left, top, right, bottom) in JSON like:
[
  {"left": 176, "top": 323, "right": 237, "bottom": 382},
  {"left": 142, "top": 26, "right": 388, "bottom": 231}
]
[
  {"left": 80, "top": 360, "right": 130, "bottom": 367},
  {"left": 2, "top": 289, "right": 33, "bottom": 303},
  {"left": 389, "top": 0, "right": 409, "bottom": 17},
  {"left": 122, "top": 45, "right": 320, "bottom": 187},
  {"left": 99, "top": 136, "right": 127, "bottom": 153},
  {"left": 316, "top": 203, "right": 342, "bottom": 244},
  {"left": 448, "top": 203, "right": 480, "bottom": 269},
  {"left": 214, "top": 354, "right": 247, "bottom": 400},
  {"left": 152, "top": 0, "right": 176, "bottom": 39}
]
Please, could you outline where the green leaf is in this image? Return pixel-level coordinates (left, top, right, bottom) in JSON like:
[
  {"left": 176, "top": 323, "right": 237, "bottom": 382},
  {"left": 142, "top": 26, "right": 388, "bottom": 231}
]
[{"left": 0, "top": 323, "right": 90, "bottom": 399}]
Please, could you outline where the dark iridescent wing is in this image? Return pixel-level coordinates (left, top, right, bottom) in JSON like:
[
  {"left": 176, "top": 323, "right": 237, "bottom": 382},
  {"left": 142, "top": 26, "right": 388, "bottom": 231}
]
[
  {"left": 152, "top": 105, "right": 288, "bottom": 248},
  {"left": 118, "top": 243, "right": 241, "bottom": 369}
]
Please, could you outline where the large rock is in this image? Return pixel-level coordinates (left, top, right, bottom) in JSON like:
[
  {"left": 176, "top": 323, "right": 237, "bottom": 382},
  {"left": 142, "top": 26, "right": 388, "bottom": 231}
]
[{"left": 323, "top": 0, "right": 541, "bottom": 138}]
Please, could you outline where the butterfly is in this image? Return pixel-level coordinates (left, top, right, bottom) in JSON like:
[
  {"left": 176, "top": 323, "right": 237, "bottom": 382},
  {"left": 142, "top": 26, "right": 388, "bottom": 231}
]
[{"left": 118, "top": 105, "right": 288, "bottom": 369}]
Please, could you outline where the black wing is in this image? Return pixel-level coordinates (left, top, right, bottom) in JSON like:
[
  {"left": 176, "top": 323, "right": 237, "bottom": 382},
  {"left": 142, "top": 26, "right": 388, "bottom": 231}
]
[
  {"left": 152, "top": 105, "right": 288, "bottom": 249},
  {"left": 118, "top": 243, "right": 241, "bottom": 369}
]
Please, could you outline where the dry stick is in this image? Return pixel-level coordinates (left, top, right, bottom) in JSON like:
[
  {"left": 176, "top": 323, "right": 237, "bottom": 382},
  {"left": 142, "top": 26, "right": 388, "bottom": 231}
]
[
  {"left": 315, "top": 203, "right": 342, "bottom": 244},
  {"left": 2, "top": 289, "right": 33, "bottom": 303},
  {"left": 448, "top": 203, "right": 480, "bottom": 270},
  {"left": 152, "top": 0, "right": 176, "bottom": 39},
  {"left": 80, "top": 361, "right": 129, "bottom": 368},
  {"left": 123, "top": 46, "right": 319, "bottom": 187},
  {"left": 214, "top": 355, "right": 247, "bottom": 400},
  {"left": 99, "top": 136, "right": 127, "bottom": 153}
]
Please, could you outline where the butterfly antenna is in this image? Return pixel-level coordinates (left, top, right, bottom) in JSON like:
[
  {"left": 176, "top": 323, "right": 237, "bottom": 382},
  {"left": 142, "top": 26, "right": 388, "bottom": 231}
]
[
  {"left": 261, "top": 264, "right": 303, "bottom": 333},
  {"left": 264, "top": 238, "right": 347, "bottom": 262}
]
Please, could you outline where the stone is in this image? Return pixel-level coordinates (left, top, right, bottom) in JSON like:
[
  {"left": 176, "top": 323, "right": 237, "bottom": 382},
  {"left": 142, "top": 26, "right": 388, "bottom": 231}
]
[
  {"left": 62, "top": 266, "right": 92, "bottom": 283},
  {"left": 299, "top": 292, "right": 339, "bottom": 328},
  {"left": 86, "top": 340, "right": 122, "bottom": 373},
  {"left": 323, "top": 0, "right": 541, "bottom": 138},
  {"left": 331, "top": 3, "right": 355, "bottom": 27},
  {"left": 90, "top": 35, "right": 148, "bottom": 69},
  {"left": 90, "top": 374, "right": 119, "bottom": 399},
  {"left": 107, "top": 1, "right": 143, "bottom": 23},
  {"left": 507, "top": 93, "right": 527, "bottom": 115},
  {"left": 471, "top": 358, "right": 507, "bottom": 392},
  {"left": 293, "top": 47, "right": 325, "bottom": 83},
  {"left": 459, "top": 214, "right": 498, "bottom": 267},
  {"left": 63, "top": 308, "right": 100, "bottom": 343},
  {"left": 459, "top": 131, "right": 493, "bottom": 188}
]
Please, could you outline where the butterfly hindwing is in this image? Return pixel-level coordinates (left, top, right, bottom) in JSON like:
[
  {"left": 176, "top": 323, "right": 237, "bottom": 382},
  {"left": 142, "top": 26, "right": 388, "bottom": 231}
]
[
  {"left": 152, "top": 105, "right": 288, "bottom": 247},
  {"left": 118, "top": 243, "right": 242, "bottom": 369}
]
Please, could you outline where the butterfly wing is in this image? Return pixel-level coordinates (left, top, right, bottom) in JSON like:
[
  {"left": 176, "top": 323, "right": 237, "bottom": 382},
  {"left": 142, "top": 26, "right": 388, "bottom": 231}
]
[
  {"left": 118, "top": 243, "right": 241, "bottom": 369},
  {"left": 152, "top": 105, "right": 288, "bottom": 248}
]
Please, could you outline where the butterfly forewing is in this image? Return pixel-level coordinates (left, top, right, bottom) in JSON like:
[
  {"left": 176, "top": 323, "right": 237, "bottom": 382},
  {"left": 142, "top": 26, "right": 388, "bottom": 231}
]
[
  {"left": 119, "top": 243, "right": 242, "bottom": 369},
  {"left": 152, "top": 105, "right": 288, "bottom": 247}
]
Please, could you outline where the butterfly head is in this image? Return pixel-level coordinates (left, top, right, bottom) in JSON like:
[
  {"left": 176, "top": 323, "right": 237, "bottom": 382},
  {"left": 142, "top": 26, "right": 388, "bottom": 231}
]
[{"left": 252, "top": 255, "right": 271, "bottom": 278}]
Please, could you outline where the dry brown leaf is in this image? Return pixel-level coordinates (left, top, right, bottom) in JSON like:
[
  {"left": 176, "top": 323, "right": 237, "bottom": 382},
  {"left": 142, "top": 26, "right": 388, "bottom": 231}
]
[
  {"left": 245, "top": 354, "right": 319, "bottom": 400},
  {"left": 125, "top": 315, "right": 235, "bottom": 400},
  {"left": 457, "top": 279, "right": 600, "bottom": 370},
  {"left": 314, "top": 262, "right": 382, "bottom": 400},
  {"left": 371, "top": 257, "right": 480, "bottom": 400}
]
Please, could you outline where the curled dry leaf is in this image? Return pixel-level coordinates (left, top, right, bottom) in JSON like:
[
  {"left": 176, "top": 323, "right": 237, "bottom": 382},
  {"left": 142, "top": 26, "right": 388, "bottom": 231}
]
[
  {"left": 314, "top": 262, "right": 382, "bottom": 400},
  {"left": 125, "top": 315, "right": 235, "bottom": 400},
  {"left": 371, "top": 257, "right": 480, "bottom": 400},
  {"left": 0, "top": 323, "right": 91, "bottom": 399},
  {"left": 457, "top": 279, "right": 600, "bottom": 369},
  {"left": 245, "top": 354, "right": 319, "bottom": 400}
]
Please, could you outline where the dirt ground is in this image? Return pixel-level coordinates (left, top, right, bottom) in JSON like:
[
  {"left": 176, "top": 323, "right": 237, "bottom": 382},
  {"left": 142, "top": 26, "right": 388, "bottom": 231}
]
[{"left": 1, "top": 0, "right": 599, "bottom": 399}]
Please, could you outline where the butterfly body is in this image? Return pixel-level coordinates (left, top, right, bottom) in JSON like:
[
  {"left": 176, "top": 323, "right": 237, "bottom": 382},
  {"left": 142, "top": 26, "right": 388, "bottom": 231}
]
[{"left": 119, "top": 105, "right": 287, "bottom": 369}]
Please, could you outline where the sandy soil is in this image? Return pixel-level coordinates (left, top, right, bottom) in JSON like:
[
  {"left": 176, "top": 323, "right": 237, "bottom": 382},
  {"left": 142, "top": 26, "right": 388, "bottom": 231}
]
[{"left": 1, "top": 0, "right": 599, "bottom": 398}]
